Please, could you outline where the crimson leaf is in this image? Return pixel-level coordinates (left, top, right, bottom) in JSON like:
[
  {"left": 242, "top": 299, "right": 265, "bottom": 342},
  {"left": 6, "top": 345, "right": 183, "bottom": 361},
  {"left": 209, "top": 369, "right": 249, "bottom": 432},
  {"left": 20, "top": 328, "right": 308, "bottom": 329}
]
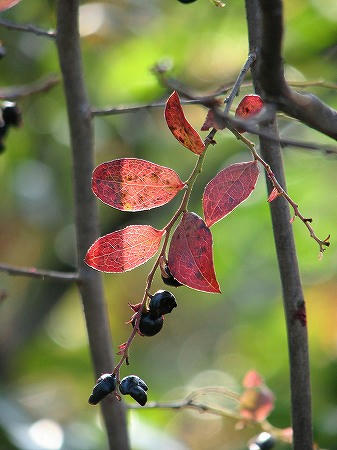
[
  {"left": 235, "top": 94, "right": 264, "bottom": 133},
  {"left": 168, "top": 212, "right": 220, "bottom": 293},
  {"left": 85, "top": 225, "right": 164, "bottom": 273},
  {"left": 92, "top": 158, "right": 185, "bottom": 211},
  {"left": 165, "top": 91, "right": 205, "bottom": 155},
  {"left": 203, "top": 161, "right": 259, "bottom": 227},
  {"left": 0, "top": 0, "right": 22, "bottom": 11}
]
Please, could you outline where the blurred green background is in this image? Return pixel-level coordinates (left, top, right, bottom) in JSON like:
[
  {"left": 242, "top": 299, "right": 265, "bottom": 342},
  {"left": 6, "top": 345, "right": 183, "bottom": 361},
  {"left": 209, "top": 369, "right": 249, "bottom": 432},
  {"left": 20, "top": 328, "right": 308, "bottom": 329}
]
[{"left": 0, "top": 0, "right": 336, "bottom": 449}]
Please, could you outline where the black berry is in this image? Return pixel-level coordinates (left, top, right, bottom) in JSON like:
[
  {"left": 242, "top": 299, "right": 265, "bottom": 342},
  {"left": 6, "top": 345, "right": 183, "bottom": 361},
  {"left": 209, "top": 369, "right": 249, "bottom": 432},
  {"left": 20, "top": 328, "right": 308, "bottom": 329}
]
[
  {"left": 88, "top": 373, "right": 116, "bottom": 405},
  {"left": 178, "top": 0, "right": 198, "bottom": 3},
  {"left": 161, "top": 265, "right": 182, "bottom": 287},
  {"left": 2, "top": 103, "right": 21, "bottom": 127},
  {"left": 149, "top": 290, "right": 177, "bottom": 317},
  {"left": 132, "top": 311, "right": 163, "bottom": 336},
  {"left": 119, "top": 375, "right": 148, "bottom": 406},
  {"left": 253, "top": 432, "right": 275, "bottom": 450}
]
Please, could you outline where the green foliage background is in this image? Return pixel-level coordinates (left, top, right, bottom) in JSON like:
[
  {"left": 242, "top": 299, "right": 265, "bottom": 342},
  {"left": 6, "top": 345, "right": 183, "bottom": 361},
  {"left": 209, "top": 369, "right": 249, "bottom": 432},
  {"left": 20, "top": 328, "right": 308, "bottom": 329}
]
[{"left": 0, "top": 1, "right": 336, "bottom": 449}]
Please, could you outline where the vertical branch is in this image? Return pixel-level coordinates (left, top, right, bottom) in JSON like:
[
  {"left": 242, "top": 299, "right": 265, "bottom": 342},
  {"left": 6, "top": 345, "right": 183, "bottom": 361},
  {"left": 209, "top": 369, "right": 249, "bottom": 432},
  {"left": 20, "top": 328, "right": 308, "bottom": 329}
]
[
  {"left": 55, "top": 1, "right": 130, "bottom": 449},
  {"left": 245, "top": 2, "right": 313, "bottom": 449}
]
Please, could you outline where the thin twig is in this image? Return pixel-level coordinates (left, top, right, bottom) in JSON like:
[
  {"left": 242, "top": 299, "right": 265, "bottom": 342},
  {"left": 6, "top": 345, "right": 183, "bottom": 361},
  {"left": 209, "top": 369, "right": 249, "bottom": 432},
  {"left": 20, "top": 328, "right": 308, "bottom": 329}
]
[
  {"left": 0, "top": 263, "right": 79, "bottom": 282},
  {"left": 224, "top": 52, "right": 256, "bottom": 114},
  {"left": 0, "top": 18, "right": 55, "bottom": 39},
  {"left": 230, "top": 128, "right": 331, "bottom": 255},
  {"left": 0, "top": 75, "right": 60, "bottom": 100}
]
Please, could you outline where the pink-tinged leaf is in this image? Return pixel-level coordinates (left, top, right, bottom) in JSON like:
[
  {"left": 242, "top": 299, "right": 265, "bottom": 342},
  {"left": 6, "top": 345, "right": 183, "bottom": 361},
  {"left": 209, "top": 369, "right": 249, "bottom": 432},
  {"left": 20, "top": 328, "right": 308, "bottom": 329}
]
[
  {"left": 268, "top": 187, "right": 280, "bottom": 203},
  {"left": 85, "top": 225, "right": 164, "bottom": 273},
  {"left": 240, "top": 386, "right": 274, "bottom": 422},
  {"left": 203, "top": 161, "right": 259, "bottom": 227},
  {"left": 243, "top": 370, "right": 263, "bottom": 388},
  {"left": 0, "top": 0, "right": 22, "bottom": 11},
  {"left": 168, "top": 212, "right": 220, "bottom": 293},
  {"left": 165, "top": 91, "right": 205, "bottom": 155},
  {"left": 235, "top": 95, "right": 264, "bottom": 133},
  {"left": 280, "top": 427, "right": 293, "bottom": 444},
  {"left": 92, "top": 158, "right": 185, "bottom": 211},
  {"left": 201, "top": 109, "right": 225, "bottom": 131}
]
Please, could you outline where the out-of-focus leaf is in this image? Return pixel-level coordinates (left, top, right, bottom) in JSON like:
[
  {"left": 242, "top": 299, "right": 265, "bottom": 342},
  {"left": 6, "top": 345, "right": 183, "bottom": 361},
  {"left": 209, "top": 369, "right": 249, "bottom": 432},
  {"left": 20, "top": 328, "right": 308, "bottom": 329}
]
[
  {"left": 0, "top": 0, "right": 22, "bottom": 11},
  {"left": 235, "top": 94, "right": 264, "bottom": 133}
]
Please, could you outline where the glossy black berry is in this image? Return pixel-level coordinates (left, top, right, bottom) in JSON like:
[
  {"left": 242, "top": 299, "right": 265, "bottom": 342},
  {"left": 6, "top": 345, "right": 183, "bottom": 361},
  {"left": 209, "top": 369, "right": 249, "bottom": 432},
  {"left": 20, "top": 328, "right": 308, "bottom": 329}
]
[
  {"left": 129, "top": 385, "right": 147, "bottom": 406},
  {"left": 2, "top": 103, "right": 21, "bottom": 127},
  {"left": 119, "top": 375, "right": 148, "bottom": 394},
  {"left": 149, "top": 290, "right": 177, "bottom": 317},
  {"left": 132, "top": 311, "right": 163, "bottom": 336},
  {"left": 88, "top": 373, "right": 116, "bottom": 405},
  {"left": 254, "top": 432, "right": 275, "bottom": 450},
  {"left": 119, "top": 375, "right": 148, "bottom": 406},
  {"left": 178, "top": 0, "right": 198, "bottom": 3},
  {"left": 161, "top": 265, "right": 182, "bottom": 287}
]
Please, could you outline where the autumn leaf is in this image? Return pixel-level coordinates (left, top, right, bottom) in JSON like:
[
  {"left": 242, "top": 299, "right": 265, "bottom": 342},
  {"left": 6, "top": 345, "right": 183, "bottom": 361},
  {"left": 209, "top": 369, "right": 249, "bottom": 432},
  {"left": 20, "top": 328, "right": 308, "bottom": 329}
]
[
  {"left": 85, "top": 225, "right": 164, "bottom": 273},
  {"left": 201, "top": 110, "right": 225, "bottom": 131},
  {"left": 0, "top": 0, "right": 22, "bottom": 11},
  {"left": 165, "top": 91, "right": 205, "bottom": 155},
  {"left": 168, "top": 212, "right": 220, "bottom": 293},
  {"left": 92, "top": 158, "right": 185, "bottom": 211},
  {"left": 239, "top": 370, "right": 274, "bottom": 422},
  {"left": 203, "top": 161, "right": 259, "bottom": 227},
  {"left": 235, "top": 94, "right": 264, "bottom": 133},
  {"left": 268, "top": 187, "right": 280, "bottom": 203}
]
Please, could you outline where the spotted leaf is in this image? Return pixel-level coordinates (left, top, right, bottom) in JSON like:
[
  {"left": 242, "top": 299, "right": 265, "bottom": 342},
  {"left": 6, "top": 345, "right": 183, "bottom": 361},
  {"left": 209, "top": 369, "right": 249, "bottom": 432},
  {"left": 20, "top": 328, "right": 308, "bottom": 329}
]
[
  {"left": 168, "top": 212, "right": 220, "bottom": 293},
  {"left": 203, "top": 161, "right": 259, "bottom": 227}
]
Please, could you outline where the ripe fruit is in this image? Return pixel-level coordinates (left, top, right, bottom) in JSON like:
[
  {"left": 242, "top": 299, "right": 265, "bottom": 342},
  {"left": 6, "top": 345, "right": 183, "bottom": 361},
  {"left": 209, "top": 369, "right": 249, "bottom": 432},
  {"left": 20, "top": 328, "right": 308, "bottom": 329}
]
[
  {"left": 132, "top": 311, "right": 163, "bottom": 336},
  {"left": 178, "top": 0, "right": 197, "bottom": 3},
  {"left": 250, "top": 432, "right": 275, "bottom": 450},
  {"left": 119, "top": 375, "right": 148, "bottom": 406},
  {"left": 161, "top": 264, "right": 182, "bottom": 287},
  {"left": 88, "top": 373, "right": 116, "bottom": 405},
  {"left": 0, "top": 102, "right": 22, "bottom": 153},
  {"left": 149, "top": 290, "right": 177, "bottom": 317}
]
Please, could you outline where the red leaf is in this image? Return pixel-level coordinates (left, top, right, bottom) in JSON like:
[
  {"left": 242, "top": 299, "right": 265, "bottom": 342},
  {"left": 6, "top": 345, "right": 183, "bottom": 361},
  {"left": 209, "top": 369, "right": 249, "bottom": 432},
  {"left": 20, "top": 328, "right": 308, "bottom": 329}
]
[
  {"left": 165, "top": 91, "right": 205, "bottom": 155},
  {"left": 201, "top": 110, "right": 225, "bottom": 131},
  {"left": 85, "top": 225, "right": 164, "bottom": 273},
  {"left": 243, "top": 370, "right": 263, "bottom": 388},
  {"left": 203, "top": 161, "right": 259, "bottom": 227},
  {"left": 92, "top": 158, "right": 185, "bottom": 212},
  {"left": 267, "top": 187, "right": 280, "bottom": 203},
  {"left": 168, "top": 212, "right": 220, "bottom": 293},
  {"left": 240, "top": 370, "right": 274, "bottom": 422},
  {"left": 235, "top": 95, "right": 264, "bottom": 133},
  {"left": 0, "top": 0, "right": 22, "bottom": 11}
]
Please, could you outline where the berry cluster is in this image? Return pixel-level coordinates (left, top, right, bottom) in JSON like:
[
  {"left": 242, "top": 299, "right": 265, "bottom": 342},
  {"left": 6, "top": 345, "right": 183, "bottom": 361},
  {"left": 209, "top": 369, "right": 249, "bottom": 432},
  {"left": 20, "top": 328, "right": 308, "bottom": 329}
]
[
  {"left": 132, "top": 290, "right": 177, "bottom": 337},
  {"left": 88, "top": 290, "right": 177, "bottom": 406}
]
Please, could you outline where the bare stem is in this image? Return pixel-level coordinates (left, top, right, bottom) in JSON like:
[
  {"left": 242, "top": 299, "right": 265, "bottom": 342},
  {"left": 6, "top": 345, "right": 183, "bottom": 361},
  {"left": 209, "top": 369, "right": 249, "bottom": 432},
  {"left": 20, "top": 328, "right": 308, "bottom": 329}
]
[
  {"left": 230, "top": 128, "right": 331, "bottom": 255},
  {"left": 0, "top": 75, "right": 59, "bottom": 100},
  {"left": 55, "top": 0, "right": 129, "bottom": 448},
  {"left": 0, "top": 18, "right": 55, "bottom": 39},
  {"left": 0, "top": 263, "right": 79, "bottom": 282}
]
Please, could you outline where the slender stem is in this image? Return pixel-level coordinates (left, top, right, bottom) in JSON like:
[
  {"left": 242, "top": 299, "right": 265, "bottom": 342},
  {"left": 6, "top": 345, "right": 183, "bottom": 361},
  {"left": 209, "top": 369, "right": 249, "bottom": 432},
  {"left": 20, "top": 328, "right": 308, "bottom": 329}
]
[
  {"left": 0, "top": 263, "right": 79, "bottom": 282},
  {"left": 0, "top": 18, "right": 55, "bottom": 38},
  {"left": 230, "top": 128, "right": 330, "bottom": 254},
  {"left": 0, "top": 75, "right": 59, "bottom": 100},
  {"left": 55, "top": 1, "right": 129, "bottom": 449},
  {"left": 224, "top": 52, "right": 256, "bottom": 114},
  {"left": 245, "top": 1, "right": 313, "bottom": 448},
  {"left": 113, "top": 135, "right": 213, "bottom": 380}
]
